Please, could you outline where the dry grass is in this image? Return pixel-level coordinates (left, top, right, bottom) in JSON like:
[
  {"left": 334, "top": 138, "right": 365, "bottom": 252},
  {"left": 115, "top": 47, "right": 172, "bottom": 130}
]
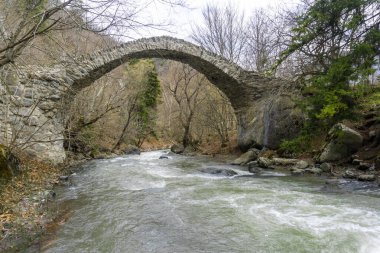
[{"left": 0, "top": 153, "right": 63, "bottom": 246}]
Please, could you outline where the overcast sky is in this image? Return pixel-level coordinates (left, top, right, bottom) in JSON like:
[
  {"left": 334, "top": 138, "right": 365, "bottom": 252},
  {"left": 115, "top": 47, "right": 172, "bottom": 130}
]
[{"left": 130, "top": 0, "right": 300, "bottom": 40}]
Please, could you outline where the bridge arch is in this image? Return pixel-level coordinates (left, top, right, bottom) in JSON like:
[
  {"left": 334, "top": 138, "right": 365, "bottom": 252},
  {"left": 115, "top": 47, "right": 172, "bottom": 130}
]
[{"left": 64, "top": 36, "right": 264, "bottom": 110}]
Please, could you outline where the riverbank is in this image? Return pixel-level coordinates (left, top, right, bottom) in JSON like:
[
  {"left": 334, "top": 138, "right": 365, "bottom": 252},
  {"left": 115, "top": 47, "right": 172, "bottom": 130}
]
[{"left": 0, "top": 154, "right": 86, "bottom": 252}]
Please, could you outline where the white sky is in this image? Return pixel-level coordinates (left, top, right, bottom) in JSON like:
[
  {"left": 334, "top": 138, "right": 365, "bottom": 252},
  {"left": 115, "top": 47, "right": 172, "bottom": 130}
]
[{"left": 130, "top": 0, "right": 300, "bottom": 40}]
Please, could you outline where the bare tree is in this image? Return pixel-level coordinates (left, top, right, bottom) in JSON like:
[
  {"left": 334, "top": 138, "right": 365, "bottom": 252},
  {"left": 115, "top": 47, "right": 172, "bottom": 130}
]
[
  {"left": 112, "top": 94, "right": 139, "bottom": 151},
  {"left": 167, "top": 63, "right": 205, "bottom": 147},
  {"left": 198, "top": 86, "right": 236, "bottom": 147},
  {"left": 191, "top": 2, "right": 247, "bottom": 64},
  {"left": 243, "top": 9, "right": 282, "bottom": 73},
  {"left": 0, "top": 0, "right": 186, "bottom": 67},
  {"left": 65, "top": 78, "right": 129, "bottom": 153}
]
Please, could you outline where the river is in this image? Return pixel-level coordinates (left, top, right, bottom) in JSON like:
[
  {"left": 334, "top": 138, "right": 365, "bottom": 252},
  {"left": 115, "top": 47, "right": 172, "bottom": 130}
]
[{"left": 37, "top": 150, "right": 380, "bottom": 253}]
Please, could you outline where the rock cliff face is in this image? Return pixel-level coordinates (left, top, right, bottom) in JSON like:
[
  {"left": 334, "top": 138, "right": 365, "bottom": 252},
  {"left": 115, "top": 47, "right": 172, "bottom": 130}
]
[{"left": 238, "top": 94, "right": 304, "bottom": 150}]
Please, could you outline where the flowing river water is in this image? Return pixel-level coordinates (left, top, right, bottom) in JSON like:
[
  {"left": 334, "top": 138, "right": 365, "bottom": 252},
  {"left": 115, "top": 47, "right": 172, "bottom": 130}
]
[{"left": 36, "top": 150, "right": 380, "bottom": 253}]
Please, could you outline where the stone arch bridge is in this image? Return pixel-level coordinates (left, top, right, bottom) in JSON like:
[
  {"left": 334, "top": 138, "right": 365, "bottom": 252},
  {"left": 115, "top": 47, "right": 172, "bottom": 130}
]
[{"left": 0, "top": 36, "right": 302, "bottom": 163}]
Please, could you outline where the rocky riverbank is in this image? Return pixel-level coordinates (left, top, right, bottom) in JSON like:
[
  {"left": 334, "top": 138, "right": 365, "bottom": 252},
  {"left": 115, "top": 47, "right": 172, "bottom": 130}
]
[{"left": 229, "top": 121, "right": 380, "bottom": 186}]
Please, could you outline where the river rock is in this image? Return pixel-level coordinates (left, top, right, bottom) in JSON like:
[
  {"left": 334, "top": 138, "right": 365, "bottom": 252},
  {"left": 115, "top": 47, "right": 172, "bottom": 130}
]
[
  {"left": 247, "top": 161, "right": 258, "bottom": 169},
  {"left": 159, "top": 155, "right": 169, "bottom": 159},
  {"left": 352, "top": 159, "right": 362, "bottom": 165},
  {"left": 320, "top": 163, "right": 333, "bottom": 173},
  {"left": 319, "top": 123, "right": 363, "bottom": 162},
  {"left": 231, "top": 149, "right": 259, "bottom": 165},
  {"left": 294, "top": 160, "right": 309, "bottom": 169},
  {"left": 291, "top": 168, "right": 304, "bottom": 176},
  {"left": 248, "top": 166, "right": 262, "bottom": 174},
  {"left": 199, "top": 167, "right": 237, "bottom": 177},
  {"left": 343, "top": 170, "right": 356, "bottom": 179},
  {"left": 257, "top": 157, "right": 272, "bottom": 168},
  {"left": 171, "top": 144, "right": 184, "bottom": 154},
  {"left": 59, "top": 175, "right": 69, "bottom": 181},
  {"left": 357, "top": 162, "right": 371, "bottom": 171},
  {"left": 325, "top": 179, "right": 341, "bottom": 185},
  {"left": 124, "top": 145, "right": 141, "bottom": 155},
  {"left": 272, "top": 158, "right": 300, "bottom": 166},
  {"left": 358, "top": 174, "right": 376, "bottom": 181},
  {"left": 304, "top": 167, "right": 322, "bottom": 175}
]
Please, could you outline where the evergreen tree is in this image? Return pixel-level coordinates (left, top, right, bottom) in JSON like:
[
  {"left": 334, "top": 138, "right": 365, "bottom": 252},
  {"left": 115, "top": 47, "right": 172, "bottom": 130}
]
[
  {"left": 134, "top": 66, "right": 161, "bottom": 147},
  {"left": 277, "top": 0, "right": 379, "bottom": 153},
  {"left": 277, "top": 0, "right": 379, "bottom": 128}
]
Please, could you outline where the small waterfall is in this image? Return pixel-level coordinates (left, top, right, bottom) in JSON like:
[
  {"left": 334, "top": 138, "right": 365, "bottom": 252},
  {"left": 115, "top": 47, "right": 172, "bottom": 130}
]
[{"left": 263, "top": 100, "right": 274, "bottom": 147}]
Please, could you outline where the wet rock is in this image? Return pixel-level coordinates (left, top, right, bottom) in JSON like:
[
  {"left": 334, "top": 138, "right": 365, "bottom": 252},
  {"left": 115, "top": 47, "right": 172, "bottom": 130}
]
[
  {"left": 358, "top": 174, "right": 376, "bottom": 182},
  {"left": 343, "top": 170, "right": 356, "bottom": 179},
  {"left": 257, "top": 157, "right": 272, "bottom": 168},
  {"left": 59, "top": 176, "right": 69, "bottom": 181},
  {"left": 199, "top": 167, "right": 237, "bottom": 177},
  {"left": 247, "top": 161, "right": 258, "bottom": 169},
  {"left": 231, "top": 149, "right": 259, "bottom": 165},
  {"left": 248, "top": 166, "right": 262, "bottom": 174},
  {"left": 320, "top": 163, "right": 333, "bottom": 173},
  {"left": 352, "top": 159, "right": 363, "bottom": 165},
  {"left": 171, "top": 144, "right": 184, "bottom": 154},
  {"left": 304, "top": 167, "right": 322, "bottom": 175},
  {"left": 357, "top": 162, "right": 371, "bottom": 171},
  {"left": 159, "top": 155, "right": 169, "bottom": 159},
  {"left": 321, "top": 179, "right": 345, "bottom": 192},
  {"left": 319, "top": 123, "right": 363, "bottom": 162},
  {"left": 124, "top": 145, "right": 141, "bottom": 155},
  {"left": 291, "top": 168, "right": 304, "bottom": 176},
  {"left": 325, "top": 179, "right": 341, "bottom": 185}
]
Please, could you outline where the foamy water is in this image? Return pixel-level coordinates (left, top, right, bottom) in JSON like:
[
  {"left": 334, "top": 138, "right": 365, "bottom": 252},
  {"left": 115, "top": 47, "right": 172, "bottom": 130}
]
[{"left": 38, "top": 150, "right": 380, "bottom": 253}]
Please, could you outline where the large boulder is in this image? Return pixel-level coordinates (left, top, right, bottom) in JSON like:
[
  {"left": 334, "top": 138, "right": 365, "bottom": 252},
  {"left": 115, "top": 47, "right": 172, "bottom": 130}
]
[
  {"left": 171, "top": 144, "right": 185, "bottom": 154},
  {"left": 231, "top": 149, "right": 259, "bottom": 165},
  {"left": 237, "top": 94, "right": 303, "bottom": 150},
  {"left": 319, "top": 123, "right": 363, "bottom": 162}
]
